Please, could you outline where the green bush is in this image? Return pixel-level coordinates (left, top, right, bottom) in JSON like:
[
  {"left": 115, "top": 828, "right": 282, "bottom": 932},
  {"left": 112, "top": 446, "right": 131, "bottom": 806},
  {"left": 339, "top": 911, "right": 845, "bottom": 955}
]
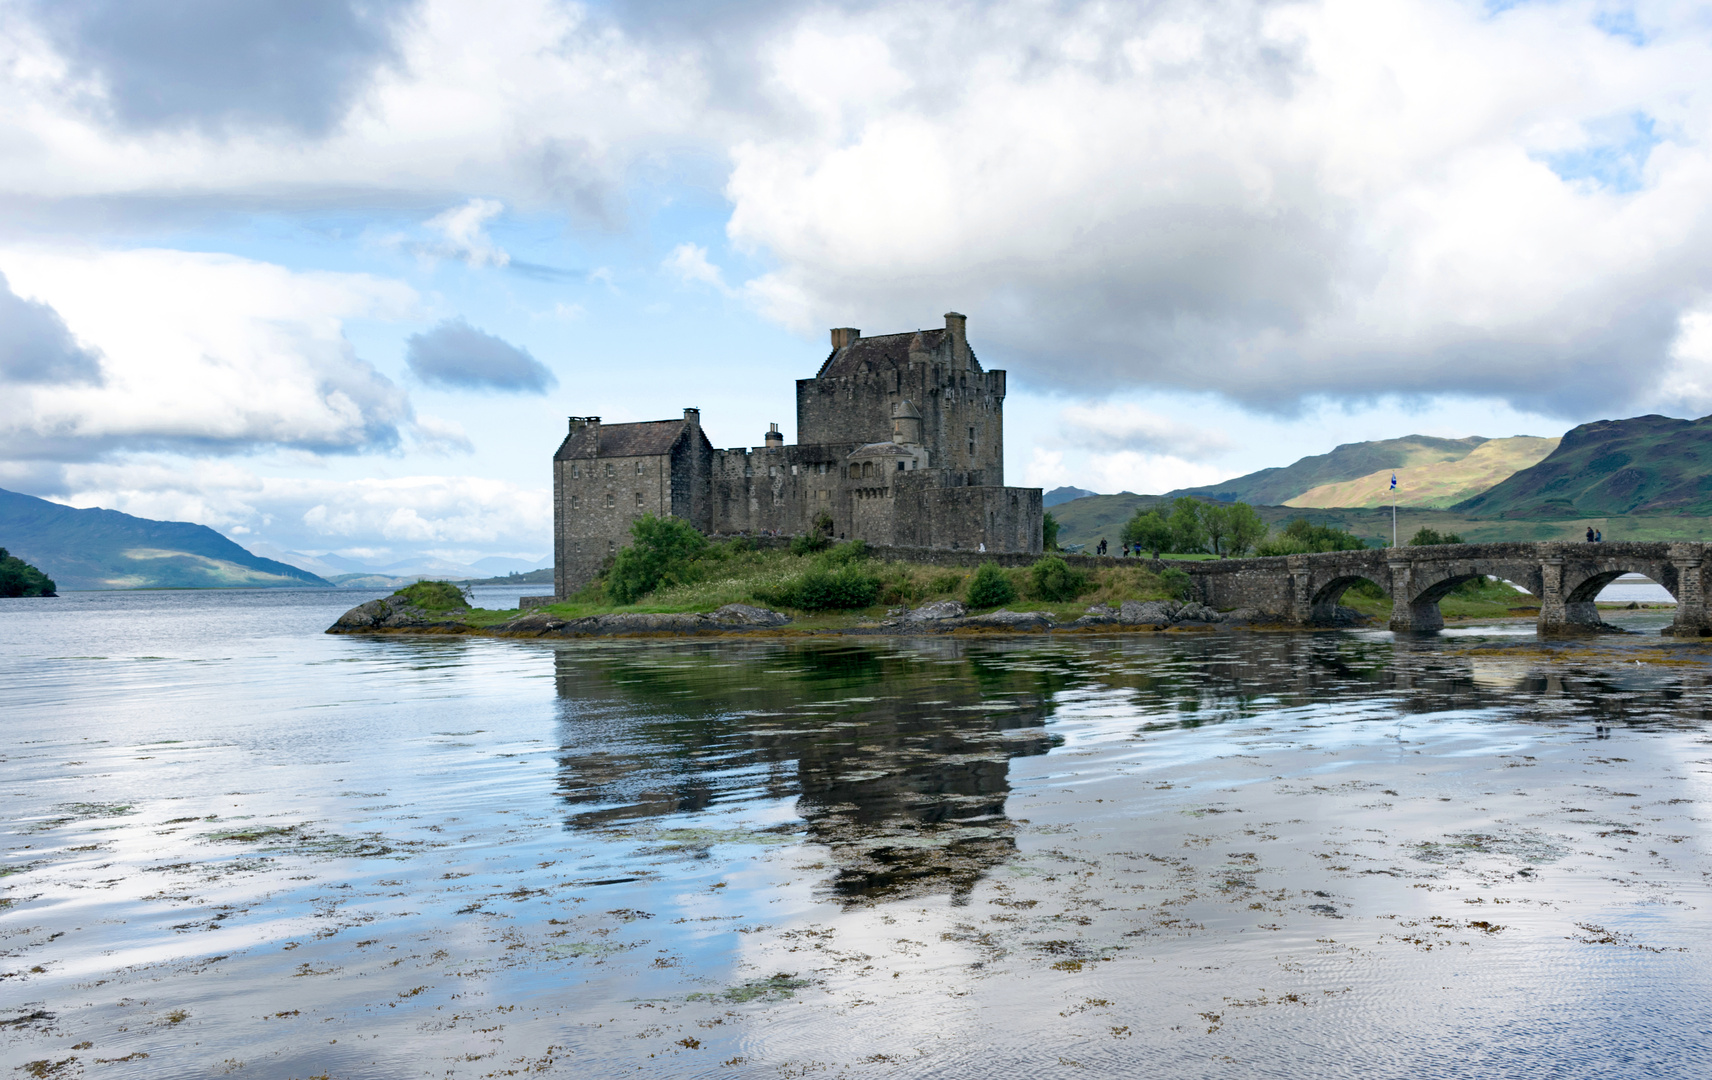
[
  {"left": 790, "top": 532, "right": 831, "bottom": 556},
  {"left": 393, "top": 580, "right": 469, "bottom": 610},
  {"left": 1255, "top": 518, "right": 1369, "bottom": 556},
  {"left": 1042, "top": 511, "right": 1061, "bottom": 552},
  {"left": 1409, "top": 527, "right": 1464, "bottom": 546},
  {"left": 822, "top": 539, "right": 869, "bottom": 567},
  {"left": 1159, "top": 567, "right": 1195, "bottom": 601},
  {"left": 966, "top": 562, "right": 1017, "bottom": 608},
  {"left": 1029, "top": 556, "right": 1089, "bottom": 601},
  {"left": 927, "top": 571, "right": 965, "bottom": 595},
  {"left": 0, "top": 547, "right": 56, "bottom": 598},
  {"left": 606, "top": 514, "right": 709, "bottom": 604},
  {"left": 759, "top": 563, "right": 882, "bottom": 610}
]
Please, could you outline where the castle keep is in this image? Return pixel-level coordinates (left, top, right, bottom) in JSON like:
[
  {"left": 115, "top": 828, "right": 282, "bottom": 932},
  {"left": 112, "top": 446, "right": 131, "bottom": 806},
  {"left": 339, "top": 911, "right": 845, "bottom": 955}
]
[{"left": 551, "top": 313, "right": 1043, "bottom": 597}]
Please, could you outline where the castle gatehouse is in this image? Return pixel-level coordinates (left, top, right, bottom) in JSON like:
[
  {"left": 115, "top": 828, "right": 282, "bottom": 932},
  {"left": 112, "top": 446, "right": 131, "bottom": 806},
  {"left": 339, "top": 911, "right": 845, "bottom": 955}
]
[{"left": 551, "top": 313, "right": 1044, "bottom": 597}]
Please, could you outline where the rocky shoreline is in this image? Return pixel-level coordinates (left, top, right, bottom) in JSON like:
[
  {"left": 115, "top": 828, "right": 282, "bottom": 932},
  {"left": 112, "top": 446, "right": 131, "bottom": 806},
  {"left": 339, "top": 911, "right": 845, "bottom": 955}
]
[{"left": 325, "top": 595, "right": 1298, "bottom": 639}]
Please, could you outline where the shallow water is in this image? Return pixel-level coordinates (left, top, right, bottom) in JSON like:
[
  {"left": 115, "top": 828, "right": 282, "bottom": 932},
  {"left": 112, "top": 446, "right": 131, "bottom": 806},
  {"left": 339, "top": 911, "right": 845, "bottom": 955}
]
[{"left": 3, "top": 590, "right": 1711, "bottom": 1078}]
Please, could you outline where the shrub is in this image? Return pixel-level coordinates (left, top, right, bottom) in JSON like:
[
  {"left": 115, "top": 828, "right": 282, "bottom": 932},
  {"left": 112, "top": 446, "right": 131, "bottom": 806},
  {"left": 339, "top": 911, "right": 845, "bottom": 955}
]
[
  {"left": 966, "top": 562, "right": 1017, "bottom": 608},
  {"left": 1029, "top": 556, "right": 1089, "bottom": 601},
  {"left": 1255, "top": 518, "right": 1368, "bottom": 556},
  {"left": 606, "top": 514, "right": 709, "bottom": 604},
  {"left": 393, "top": 580, "right": 469, "bottom": 610},
  {"left": 759, "top": 564, "right": 882, "bottom": 610},
  {"left": 1408, "top": 527, "right": 1464, "bottom": 546},
  {"left": 1042, "top": 511, "right": 1061, "bottom": 552},
  {"left": 1159, "top": 568, "right": 1195, "bottom": 601},
  {"left": 822, "top": 539, "right": 869, "bottom": 567},
  {"left": 790, "top": 532, "right": 830, "bottom": 556}
]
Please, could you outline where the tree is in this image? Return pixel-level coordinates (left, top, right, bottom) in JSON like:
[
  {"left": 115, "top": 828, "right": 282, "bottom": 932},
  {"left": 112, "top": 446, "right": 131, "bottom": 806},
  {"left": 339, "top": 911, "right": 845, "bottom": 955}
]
[
  {"left": 1201, "top": 503, "right": 1232, "bottom": 556},
  {"left": 1225, "top": 502, "right": 1267, "bottom": 557},
  {"left": 1042, "top": 511, "right": 1061, "bottom": 552},
  {"left": 1123, "top": 509, "right": 1173, "bottom": 559},
  {"left": 1169, "top": 496, "right": 1208, "bottom": 554},
  {"left": 1255, "top": 518, "right": 1368, "bottom": 556},
  {"left": 606, "top": 514, "right": 709, "bottom": 604}
]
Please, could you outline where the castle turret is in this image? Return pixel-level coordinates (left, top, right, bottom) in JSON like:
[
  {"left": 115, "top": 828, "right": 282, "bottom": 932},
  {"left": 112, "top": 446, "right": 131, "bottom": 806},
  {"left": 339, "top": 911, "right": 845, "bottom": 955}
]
[
  {"left": 764, "top": 422, "right": 784, "bottom": 448},
  {"left": 891, "top": 399, "right": 923, "bottom": 446},
  {"left": 944, "top": 312, "right": 970, "bottom": 368}
]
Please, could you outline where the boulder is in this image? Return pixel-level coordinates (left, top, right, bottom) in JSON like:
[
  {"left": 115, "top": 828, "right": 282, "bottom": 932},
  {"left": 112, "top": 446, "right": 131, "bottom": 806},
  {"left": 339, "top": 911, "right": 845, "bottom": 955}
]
[
  {"left": 1119, "top": 600, "right": 1176, "bottom": 625},
  {"left": 711, "top": 603, "right": 791, "bottom": 627},
  {"left": 327, "top": 595, "right": 467, "bottom": 632},
  {"left": 958, "top": 609, "right": 1054, "bottom": 632},
  {"left": 904, "top": 599, "right": 967, "bottom": 622}
]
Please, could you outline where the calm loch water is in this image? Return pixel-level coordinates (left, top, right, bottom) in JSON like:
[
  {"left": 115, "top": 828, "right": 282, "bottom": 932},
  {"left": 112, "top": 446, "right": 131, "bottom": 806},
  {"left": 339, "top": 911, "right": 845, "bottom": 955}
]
[{"left": 3, "top": 589, "right": 1710, "bottom": 1077}]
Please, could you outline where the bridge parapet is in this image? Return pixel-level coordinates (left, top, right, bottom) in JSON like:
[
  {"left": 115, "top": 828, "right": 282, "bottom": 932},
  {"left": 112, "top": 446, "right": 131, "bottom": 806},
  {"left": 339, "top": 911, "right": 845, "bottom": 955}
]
[{"left": 1179, "top": 540, "right": 1712, "bottom": 637}]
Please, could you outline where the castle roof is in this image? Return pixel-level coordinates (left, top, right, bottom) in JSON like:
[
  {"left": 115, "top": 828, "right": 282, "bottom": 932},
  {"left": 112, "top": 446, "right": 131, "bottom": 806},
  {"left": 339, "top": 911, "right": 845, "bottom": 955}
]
[
  {"left": 848, "top": 441, "right": 918, "bottom": 458},
  {"left": 816, "top": 328, "right": 982, "bottom": 379},
  {"left": 554, "top": 419, "right": 705, "bottom": 460}
]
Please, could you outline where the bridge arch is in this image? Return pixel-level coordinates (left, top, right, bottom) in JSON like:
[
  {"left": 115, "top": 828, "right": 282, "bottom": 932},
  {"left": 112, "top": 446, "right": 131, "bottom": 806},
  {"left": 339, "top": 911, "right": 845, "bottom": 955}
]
[{"left": 1308, "top": 574, "right": 1391, "bottom": 624}]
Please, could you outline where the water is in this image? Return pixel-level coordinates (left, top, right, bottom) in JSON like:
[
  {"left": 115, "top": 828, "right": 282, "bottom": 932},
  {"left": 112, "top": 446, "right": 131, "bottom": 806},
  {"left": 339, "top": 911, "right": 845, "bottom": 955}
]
[{"left": 3, "top": 590, "right": 1711, "bottom": 1077}]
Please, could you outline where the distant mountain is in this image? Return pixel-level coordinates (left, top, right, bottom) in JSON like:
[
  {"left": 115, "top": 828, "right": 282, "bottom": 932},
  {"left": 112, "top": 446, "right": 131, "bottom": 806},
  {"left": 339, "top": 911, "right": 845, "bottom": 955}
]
[
  {"left": 1287, "top": 436, "right": 1559, "bottom": 509},
  {"left": 1455, "top": 415, "right": 1712, "bottom": 519},
  {"left": 1044, "top": 486, "right": 1099, "bottom": 508},
  {"left": 1170, "top": 435, "right": 1490, "bottom": 506},
  {"left": 0, "top": 488, "right": 330, "bottom": 591},
  {"left": 253, "top": 544, "right": 550, "bottom": 582}
]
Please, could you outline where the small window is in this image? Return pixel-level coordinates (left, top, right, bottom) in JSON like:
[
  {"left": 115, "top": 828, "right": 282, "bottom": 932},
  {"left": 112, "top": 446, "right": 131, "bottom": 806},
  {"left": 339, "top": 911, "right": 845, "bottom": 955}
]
[
  {"left": 571, "top": 494, "right": 580, "bottom": 509},
  {"left": 636, "top": 461, "right": 644, "bottom": 474},
  {"left": 572, "top": 464, "right": 580, "bottom": 478},
  {"left": 635, "top": 491, "right": 644, "bottom": 507},
  {"left": 605, "top": 462, "right": 615, "bottom": 477},
  {"left": 608, "top": 539, "right": 616, "bottom": 552},
  {"left": 605, "top": 493, "right": 615, "bottom": 508},
  {"left": 897, "top": 461, "right": 905, "bottom": 472}
]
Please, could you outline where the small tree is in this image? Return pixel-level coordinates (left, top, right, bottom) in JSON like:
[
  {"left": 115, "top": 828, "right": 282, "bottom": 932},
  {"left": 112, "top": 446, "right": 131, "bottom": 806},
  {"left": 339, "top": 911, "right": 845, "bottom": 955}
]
[
  {"left": 1201, "top": 502, "right": 1232, "bottom": 556},
  {"left": 1169, "top": 496, "right": 1208, "bottom": 554},
  {"left": 966, "top": 562, "right": 1017, "bottom": 608},
  {"left": 1225, "top": 502, "right": 1267, "bottom": 557},
  {"left": 1042, "top": 511, "right": 1061, "bottom": 552},
  {"left": 1123, "top": 509, "right": 1173, "bottom": 559},
  {"left": 606, "top": 514, "right": 709, "bottom": 604}
]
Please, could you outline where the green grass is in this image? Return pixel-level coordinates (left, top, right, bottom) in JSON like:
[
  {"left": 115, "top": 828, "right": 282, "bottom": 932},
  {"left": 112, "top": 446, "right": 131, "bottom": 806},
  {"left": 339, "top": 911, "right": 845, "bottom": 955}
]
[
  {"left": 440, "top": 548, "right": 1183, "bottom": 625},
  {"left": 1338, "top": 577, "right": 1538, "bottom": 622}
]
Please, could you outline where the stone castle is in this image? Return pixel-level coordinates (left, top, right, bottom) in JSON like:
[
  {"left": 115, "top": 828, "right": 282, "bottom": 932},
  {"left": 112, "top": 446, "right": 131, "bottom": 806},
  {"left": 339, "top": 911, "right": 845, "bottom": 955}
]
[{"left": 551, "top": 312, "right": 1043, "bottom": 597}]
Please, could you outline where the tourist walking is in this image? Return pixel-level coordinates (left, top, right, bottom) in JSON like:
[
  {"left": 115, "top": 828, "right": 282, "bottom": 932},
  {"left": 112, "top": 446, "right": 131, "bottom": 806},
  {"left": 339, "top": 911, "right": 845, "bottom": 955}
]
[{"left": 1586, "top": 526, "right": 1595, "bottom": 543}]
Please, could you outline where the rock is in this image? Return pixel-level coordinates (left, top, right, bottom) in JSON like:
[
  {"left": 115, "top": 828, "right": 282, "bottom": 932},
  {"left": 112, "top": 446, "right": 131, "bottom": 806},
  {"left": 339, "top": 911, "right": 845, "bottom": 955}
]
[
  {"left": 495, "top": 610, "right": 568, "bottom": 635},
  {"left": 1175, "top": 602, "right": 1222, "bottom": 623},
  {"left": 711, "top": 603, "right": 790, "bottom": 627},
  {"left": 327, "top": 596, "right": 467, "bottom": 632},
  {"left": 1084, "top": 603, "right": 1118, "bottom": 616},
  {"left": 958, "top": 609, "right": 1053, "bottom": 632},
  {"left": 904, "top": 599, "right": 967, "bottom": 622},
  {"left": 331, "top": 598, "right": 389, "bottom": 630},
  {"left": 1120, "top": 600, "right": 1176, "bottom": 625}
]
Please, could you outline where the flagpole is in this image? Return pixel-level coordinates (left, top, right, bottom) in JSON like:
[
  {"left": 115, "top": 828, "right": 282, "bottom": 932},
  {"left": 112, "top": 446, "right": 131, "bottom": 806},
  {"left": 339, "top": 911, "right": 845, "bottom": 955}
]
[{"left": 1390, "top": 472, "right": 1398, "bottom": 548}]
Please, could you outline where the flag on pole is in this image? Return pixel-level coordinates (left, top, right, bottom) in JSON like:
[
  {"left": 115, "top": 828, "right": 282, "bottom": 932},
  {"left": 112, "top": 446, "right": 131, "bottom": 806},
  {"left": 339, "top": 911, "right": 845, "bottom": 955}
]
[{"left": 1390, "top": 472, "right": 1397, "bottom": 491}]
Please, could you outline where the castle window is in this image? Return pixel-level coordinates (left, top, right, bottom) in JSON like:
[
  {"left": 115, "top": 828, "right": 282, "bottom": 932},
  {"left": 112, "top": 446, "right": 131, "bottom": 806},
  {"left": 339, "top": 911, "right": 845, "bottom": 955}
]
[
  {"left": 572, "top": 464, "right": 580, "bottom": 478},
  {"left": 608, "top": 540, "right": 616, "bottom": 552},
  {"left": 605, "top": 462, "right": 615, "bottom": 477},
  {"left": 636, "top": 461, "right": 645, "bottom": 474},
  {"left": 574, "top": 541, "right": 582, "bottom": 553},
  {"left": 571, "top": 495, "right": 580, "bottom": 509},
  {"left": 635, "top": 491, "right": 644, "bottom": 507},
  {"left": 605, "top": 493, "right": 615, "bottom": 508},
  {"left": 897, "top": 461, "right": 905, "bottom": 472}
]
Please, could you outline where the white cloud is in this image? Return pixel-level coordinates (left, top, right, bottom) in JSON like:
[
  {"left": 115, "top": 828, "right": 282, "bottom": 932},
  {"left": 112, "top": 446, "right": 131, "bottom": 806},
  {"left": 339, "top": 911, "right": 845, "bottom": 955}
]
[
  {"left": 423, "top": 197, "right": 510, "bottom": 267},
  {"left": 1059, "top": 402, "right": 1232, "bottom": 459},
  {"left": 0, "top": 247, "right": 416, "bottom": 457},
  {"left": 663, "top": 242, "right": 731, "bottom": 293},
  {"left": 45, "top": 458, "right": 550, "bottom": 555}
]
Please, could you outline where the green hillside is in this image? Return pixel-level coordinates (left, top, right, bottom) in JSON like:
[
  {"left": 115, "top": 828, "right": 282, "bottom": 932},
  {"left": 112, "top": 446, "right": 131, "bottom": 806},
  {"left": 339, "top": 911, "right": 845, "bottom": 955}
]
[
  {"left": 1170, "top": 435, "right": 1489, "bottom": 505},
  {"left": 0, "top": 487, "right": 331, "bottom": 591},
  {"left": 1455, "top": 415, "right": 1712, "bottom": 519}
]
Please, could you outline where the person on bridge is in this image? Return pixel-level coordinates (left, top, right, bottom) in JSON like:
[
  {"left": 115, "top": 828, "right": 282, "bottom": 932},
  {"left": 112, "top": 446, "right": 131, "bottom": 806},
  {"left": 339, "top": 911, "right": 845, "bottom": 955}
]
[
  {"left": 1596, "top": 529, "right": 1603, "bottom": 542},
  {"left": 1586, "top": 527, "right": 1595, "bottom": 542}
]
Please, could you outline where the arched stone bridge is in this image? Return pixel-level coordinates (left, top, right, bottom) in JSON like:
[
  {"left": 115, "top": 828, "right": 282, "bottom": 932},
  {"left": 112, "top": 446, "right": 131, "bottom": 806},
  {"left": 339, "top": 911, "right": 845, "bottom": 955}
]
[{"left": 1181, "top": 541, "right": 1712, "bottom": 636}]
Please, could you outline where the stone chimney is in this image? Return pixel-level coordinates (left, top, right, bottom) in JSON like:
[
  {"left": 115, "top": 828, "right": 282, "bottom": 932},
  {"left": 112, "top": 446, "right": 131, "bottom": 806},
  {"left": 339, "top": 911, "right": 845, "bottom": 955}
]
[
  {"left": 830, "top": 327, "right": 860, "bottom": 350},
  {"left": 568, "top": 415, "right": 600, "bottom": 433},
  {"left": 944, "top": 312, "right": 969, "bottom": 367},
  {"left": 683, "top": 407, "right": 700, "bottom": 426},
  {"left": 764, "top": 422, "right": 784, "bottom": 448}
]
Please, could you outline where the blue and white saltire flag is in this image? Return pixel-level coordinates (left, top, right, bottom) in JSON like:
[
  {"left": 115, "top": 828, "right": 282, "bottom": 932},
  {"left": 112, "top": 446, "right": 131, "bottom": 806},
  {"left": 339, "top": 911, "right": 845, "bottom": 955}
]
[{"left": 1390, "top": 472, "right": 1398, "bottom": 491}]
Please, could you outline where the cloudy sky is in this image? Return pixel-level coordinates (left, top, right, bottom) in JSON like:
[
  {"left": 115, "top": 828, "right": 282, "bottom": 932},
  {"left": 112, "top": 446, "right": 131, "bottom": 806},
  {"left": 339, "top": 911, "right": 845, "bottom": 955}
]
[{"left": 3, "top": 0, "right": 1710, "bottom": 568}]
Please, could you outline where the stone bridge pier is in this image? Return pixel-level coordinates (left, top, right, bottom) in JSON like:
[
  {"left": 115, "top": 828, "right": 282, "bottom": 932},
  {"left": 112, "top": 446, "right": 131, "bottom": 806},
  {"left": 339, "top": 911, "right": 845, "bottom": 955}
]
[{"left": 1187, "top": 541, "right": 1712, "bottom": 637}]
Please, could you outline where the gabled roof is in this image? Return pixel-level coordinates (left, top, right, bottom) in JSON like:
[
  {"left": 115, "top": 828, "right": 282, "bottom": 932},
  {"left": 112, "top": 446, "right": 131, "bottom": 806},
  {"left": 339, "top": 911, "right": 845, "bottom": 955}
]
[
  {"left": 849, "top": 441, "right": 918, "bottom": 458},
  {"left": 816, "top": 328, "right": 982, "bottom": 379},
  {"left": 554, "top": 419, "right": 705, "bottom": 461}
]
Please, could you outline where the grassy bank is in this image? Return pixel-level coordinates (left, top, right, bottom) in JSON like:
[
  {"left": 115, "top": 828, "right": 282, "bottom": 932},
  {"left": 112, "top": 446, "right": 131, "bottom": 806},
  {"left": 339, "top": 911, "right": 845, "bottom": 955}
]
[
  {"left": 396, "top": 544, "right": 1186, "bottom": 626},
  {"left": 1337, "top": 576, "right": 1539, "bottom": 623}
]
